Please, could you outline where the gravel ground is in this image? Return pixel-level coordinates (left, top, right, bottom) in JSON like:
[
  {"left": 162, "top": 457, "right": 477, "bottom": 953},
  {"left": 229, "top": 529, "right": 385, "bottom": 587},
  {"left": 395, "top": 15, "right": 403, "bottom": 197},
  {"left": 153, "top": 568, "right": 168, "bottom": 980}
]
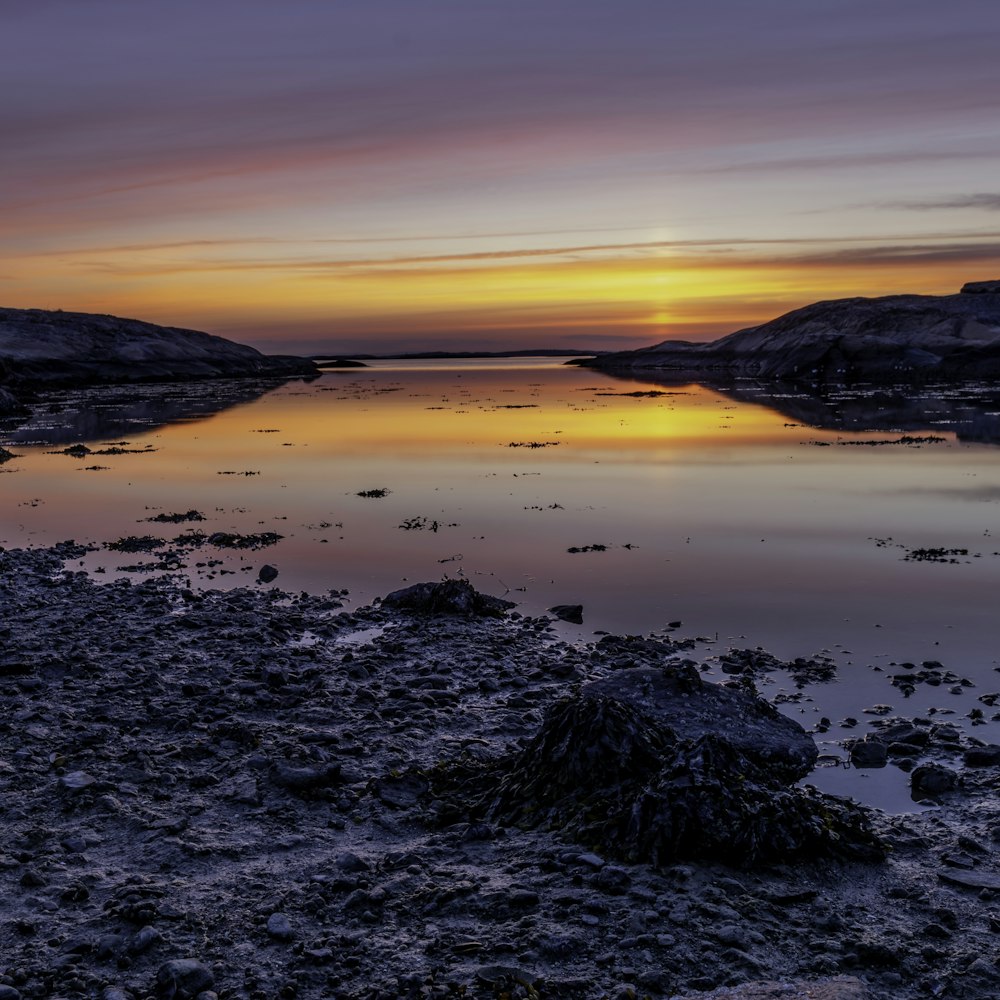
[{"left": 2, "top": 544, "right": 1000, "bottom": 1000}]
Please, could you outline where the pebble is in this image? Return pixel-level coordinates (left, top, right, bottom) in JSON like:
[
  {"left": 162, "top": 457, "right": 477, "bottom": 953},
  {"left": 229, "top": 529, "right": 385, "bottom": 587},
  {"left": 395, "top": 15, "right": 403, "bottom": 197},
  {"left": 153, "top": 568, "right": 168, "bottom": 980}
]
[
  {"left": 58, "top": 771, "right": 96, "bottom": 791},
  {"left": 155, "top": 958, "right": 214, "bottom": 999},
  {"left": 266, "top": 912, "right": 294, "bottom": 942}
]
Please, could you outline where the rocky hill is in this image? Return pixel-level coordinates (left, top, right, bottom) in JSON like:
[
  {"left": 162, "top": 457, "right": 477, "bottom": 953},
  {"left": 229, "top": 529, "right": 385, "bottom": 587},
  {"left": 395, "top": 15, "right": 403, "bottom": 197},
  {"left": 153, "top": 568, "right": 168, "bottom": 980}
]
[
  {"left": 585, "top": 280, "right": 1000, "bottom": 381},
  {"left": 0, "top": 307, "right": 317, "bottom": 413}
]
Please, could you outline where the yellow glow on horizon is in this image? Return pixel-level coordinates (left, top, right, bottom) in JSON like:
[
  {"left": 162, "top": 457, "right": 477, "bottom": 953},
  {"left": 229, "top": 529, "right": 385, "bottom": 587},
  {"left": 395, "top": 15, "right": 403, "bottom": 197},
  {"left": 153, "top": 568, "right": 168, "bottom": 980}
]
[{"left": 6, "top": 238, "right": 995, "bottom": 347}]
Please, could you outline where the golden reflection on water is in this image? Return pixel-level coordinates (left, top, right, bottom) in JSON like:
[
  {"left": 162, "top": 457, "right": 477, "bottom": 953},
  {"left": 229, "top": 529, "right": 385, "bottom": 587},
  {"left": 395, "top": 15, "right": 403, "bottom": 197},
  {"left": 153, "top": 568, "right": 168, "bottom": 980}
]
[{"left": 3, "top": 359, "right": 1000, "bottom": 675}]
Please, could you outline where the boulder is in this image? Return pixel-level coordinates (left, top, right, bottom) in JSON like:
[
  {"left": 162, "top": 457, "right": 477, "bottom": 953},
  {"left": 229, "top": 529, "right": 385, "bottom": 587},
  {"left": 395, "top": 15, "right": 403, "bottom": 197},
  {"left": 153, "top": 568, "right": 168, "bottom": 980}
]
[
  {"left": 434, "top": 666, "right": 882, "bottom": 866},
  {"left": 850, "top": 738, "right": 888, "bottom": 768},
  {"left": 911, "top": 763, "right": 959, "bottom": 798},
  {"left": 548, "top": 603, "right": 584, "bottom": 623},
  {"left": 583, "top": 666, "right": 817, "bottom": 779},
  {"left": 381, "top": 579, "right": 514, "bottom": 617}
]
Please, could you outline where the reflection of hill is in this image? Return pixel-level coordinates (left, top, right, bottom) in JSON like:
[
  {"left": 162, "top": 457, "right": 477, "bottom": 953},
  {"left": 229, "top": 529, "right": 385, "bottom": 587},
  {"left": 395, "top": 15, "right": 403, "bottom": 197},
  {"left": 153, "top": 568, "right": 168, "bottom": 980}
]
[
  {"left": 1, "top": 377, "right": 294, "bottom": 445},
  {"left": 599, "top": 371, "right": 1000, "bottom": 445}
]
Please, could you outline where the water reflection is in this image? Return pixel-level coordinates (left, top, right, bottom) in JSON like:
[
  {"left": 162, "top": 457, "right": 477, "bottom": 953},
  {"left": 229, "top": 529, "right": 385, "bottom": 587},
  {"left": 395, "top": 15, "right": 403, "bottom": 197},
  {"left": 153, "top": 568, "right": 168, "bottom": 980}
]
[
  {"left": 2, "top": 358, "right": 999, "bottom": 813},
  {"left": 0, "top": 376, "right": 308, "bottom": 445},
  {"left": 592, "top": 370, "right": 1000, "bottom": 445}
]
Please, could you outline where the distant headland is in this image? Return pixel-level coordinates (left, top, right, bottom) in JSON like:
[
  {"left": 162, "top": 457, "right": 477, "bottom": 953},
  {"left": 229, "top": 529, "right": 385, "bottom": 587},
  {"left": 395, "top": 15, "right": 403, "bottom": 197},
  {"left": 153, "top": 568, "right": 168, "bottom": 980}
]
[
  {"left": 0, "top": 307, "right": 318, "bottom": 414},
  {"left": 580, "top": 280, "right": 1000, "bottom": 382}
]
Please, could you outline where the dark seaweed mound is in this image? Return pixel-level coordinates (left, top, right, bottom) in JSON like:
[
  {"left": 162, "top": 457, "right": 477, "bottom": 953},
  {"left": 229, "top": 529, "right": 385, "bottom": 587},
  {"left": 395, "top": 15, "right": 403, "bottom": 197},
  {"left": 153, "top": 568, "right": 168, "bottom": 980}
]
[{"left": 436, "top": 673, "right": 883, "bottom": 866}]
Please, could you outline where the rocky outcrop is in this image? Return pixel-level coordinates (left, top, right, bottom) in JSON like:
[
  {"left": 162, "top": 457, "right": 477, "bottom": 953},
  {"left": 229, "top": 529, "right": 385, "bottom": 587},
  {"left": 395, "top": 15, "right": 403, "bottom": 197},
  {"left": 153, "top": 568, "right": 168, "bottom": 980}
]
[
  {"left": 585, "top": 282, "right": 1000, "bottom": 382},
  {"left": 434, "top": 665, "right": 883, "bottom": 866},
  {"left": 381, "top": 579, "right": 515, "bottom": 617},
  {"left": 0, "top": 307, "right": 317, "bottom": 392}
]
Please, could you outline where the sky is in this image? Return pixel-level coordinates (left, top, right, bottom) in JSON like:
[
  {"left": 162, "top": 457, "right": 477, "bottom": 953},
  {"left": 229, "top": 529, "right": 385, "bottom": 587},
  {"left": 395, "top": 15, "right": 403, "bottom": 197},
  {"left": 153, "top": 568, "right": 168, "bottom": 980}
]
[{"left": 3, "top": 0, "right": 1000, "bottom": 355}]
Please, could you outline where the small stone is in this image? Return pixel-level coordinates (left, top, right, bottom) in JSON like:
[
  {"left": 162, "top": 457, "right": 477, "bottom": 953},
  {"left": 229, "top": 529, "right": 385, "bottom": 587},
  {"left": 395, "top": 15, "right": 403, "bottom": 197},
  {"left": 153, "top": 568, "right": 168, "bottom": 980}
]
[
  {"left": 912, "top": 764, "right": 958, "bottom": 798},
  {"left": 964, "top": 744, "right": 1000, "bottom": 767},
  {"left": 335, "top": 851, "right": 369, "bottom": 872},
  {"left": 938, "top": 869, "right": 1000, "bottom": 892},
  {"left": 850, "top": 738, "right": 887, "bottom": 768},
  {"left": 156, "top": 958, "right": 214, "bottom": 1000},
  {"left": 266, "top": 912, "right": 294, "bottom": 942},
  {"left": 509, "top": 889, "right": 539, "bottom": 907},
  {"left": 258, "top": 564, "right": 279, "bottom": 583},
  {"left": 128, "top": 924, "right": 162, "bottom": 955},
  {"left": 0, "top": 986, "right": 22, "bottom": 1000},
  {"left": 58, "top": 771, "right": 96, "bottom": 791},
  {"left": 549, "top": 604, "right": 584, "bottom": 624}
]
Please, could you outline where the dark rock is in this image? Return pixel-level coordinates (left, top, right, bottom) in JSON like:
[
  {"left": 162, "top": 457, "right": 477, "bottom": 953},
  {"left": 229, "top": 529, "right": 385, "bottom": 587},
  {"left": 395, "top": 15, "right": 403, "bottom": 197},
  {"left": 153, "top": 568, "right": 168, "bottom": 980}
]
[
  {"left": 375, "top": 773, "right": 429, "bottom": 808},
  {"left": 272, "top": 761, "right": 341, "bottom": 793},
  {"left": 156, "top": 958, "right": 214, "bottom": 999},
  {"left": 938, "top": 869, "right": 1000, "bottom": 892},
  {"left": 127, "top": 924, "right": 162, "bottom": 955},
  {"left": 266, "top": 912, "right": 294, "bottom": 942},
  {"left": 962, "top": 279, "right": 1000, "bottom": 294},
  {"left": 849, "top": 738, "right": 888, "bottom": 768},
  {"left": 964, "top": 744, "right": 1000, "bottom": 766},
  {"left": 335, "top": 851, "right": 369, "bottom": 872},
  {"left": 381, "top": 579, "right": 514, "bottom": 617},
  {"left": 549, "top": 604, "right": 584, "bottom": 624},
  {"left": 583, "top": 666, "right": 818, "bottom": 778},
  {"left": 257, "top": 564, "right": 279, "bottom": 584},
  {"left": 912, "top": 764, "right": 959, "bottom": 798},
  {"left": 434, "top": 670, "right": 882, "bottom": 866}
]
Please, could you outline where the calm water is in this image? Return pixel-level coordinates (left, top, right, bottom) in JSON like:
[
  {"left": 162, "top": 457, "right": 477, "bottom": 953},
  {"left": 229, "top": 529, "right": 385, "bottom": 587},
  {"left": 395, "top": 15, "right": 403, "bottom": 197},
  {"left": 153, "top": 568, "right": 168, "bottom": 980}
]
[{"left": 4, "top": 358, "right": 1000, "bottom": 808}]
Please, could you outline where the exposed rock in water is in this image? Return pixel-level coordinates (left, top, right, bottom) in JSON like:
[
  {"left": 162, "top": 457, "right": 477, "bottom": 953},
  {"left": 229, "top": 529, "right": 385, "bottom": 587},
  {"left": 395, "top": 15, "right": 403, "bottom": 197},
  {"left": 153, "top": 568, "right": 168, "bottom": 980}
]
[
  {"left": 434, "top": 666, "right": 883, "bottom": 866},
  {"left": 584, "top": 281, "right": 1000, "bottom": 382},
  {"left": 548, "top": 603, "right": 584, "bottom": 623},
  {"left": 320, "top": 357, "right": 368, "bottom": 368},
  {"left": 381, "top": 578, "right": 515, "bottom": 617}
]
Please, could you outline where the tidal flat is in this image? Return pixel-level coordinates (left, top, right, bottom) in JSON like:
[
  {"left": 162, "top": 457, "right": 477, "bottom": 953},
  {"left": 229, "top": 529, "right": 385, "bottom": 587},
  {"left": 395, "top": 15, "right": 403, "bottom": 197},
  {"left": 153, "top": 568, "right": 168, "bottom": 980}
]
[{"left": 1, "top": 544, "right": 1000, "bottom": 1000}]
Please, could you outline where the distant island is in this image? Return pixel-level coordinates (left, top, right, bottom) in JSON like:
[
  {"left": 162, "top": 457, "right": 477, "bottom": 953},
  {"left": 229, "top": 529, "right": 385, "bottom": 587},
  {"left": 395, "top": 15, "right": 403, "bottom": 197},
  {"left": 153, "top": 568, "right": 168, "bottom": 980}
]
[
  {"left": 581, "top": 279, "right": 1000, "bottom": 382},
  {"left": 314, "top": 348, "right": 596, "bottom": 362},
  {"left": 0, "top": 307, "right": 318, "bottom": 415}
]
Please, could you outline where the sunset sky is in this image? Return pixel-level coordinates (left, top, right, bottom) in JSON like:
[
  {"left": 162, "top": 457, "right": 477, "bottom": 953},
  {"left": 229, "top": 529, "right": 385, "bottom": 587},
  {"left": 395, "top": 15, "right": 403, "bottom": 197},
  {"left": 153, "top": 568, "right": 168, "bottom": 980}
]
[{"left": 3, "top": 0, "right": 1000, "bottom": 354}]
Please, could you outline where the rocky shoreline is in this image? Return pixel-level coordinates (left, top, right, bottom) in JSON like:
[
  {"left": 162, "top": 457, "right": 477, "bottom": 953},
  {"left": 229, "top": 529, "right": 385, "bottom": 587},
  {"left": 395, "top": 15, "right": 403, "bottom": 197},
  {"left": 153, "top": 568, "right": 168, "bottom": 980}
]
[
  {"left": 0, "top": 308, "right": 318, "bottom": 416},
  {"left": 3, "top": 546, "right": 1000, "bottom": 999},
  {"left": 582, "top": 281, "right": 1000, "bottom": 383}
]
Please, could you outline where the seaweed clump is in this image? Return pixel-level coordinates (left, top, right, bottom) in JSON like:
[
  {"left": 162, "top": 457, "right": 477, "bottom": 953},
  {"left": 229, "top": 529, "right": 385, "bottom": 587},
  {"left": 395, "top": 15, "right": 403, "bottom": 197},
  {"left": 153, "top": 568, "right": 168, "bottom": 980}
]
[{"left": 435, "top": 667, "right": 884, "bottom": 867}]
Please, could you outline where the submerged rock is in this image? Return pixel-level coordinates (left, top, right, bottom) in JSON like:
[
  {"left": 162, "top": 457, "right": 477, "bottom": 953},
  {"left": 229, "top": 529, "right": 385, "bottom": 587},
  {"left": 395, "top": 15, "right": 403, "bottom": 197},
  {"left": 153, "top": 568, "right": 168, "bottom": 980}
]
[{"left": 381, "top": 578, "right": 515, "bottom": 617}]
